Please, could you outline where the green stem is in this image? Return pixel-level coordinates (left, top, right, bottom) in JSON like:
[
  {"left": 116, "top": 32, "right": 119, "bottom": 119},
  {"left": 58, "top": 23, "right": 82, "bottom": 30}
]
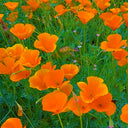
[
  {"left": 83, "top": 24, "right": 86, "bottom": 54},
  {"left": 0, "top": 24, "right": 9, "bottom": 46},
  {"left": 76, "top": 103, "right": 83, "bottom": 128},
  {"left": 57, "top": 114, "right": 64, "bottom": 128},
  {"left": 23, "top": 111, "right": 35, "bottom": 128}
]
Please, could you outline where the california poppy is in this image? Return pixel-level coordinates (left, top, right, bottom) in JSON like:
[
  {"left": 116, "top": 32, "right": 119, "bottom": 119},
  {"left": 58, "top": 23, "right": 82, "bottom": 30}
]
[
  {"left": 4, "top": 2, "right": 19, "bottom": 11},
  {"left": 29, "top": 69, "right": 49, "bottom": 90},
  {"left": 10, "top": 23, "right": 35, "bottom": 40},
  {"left": 77, "top": 76, "right": 108, "bottom": 103},
  {"left": 54, "top": 5, "right": 70, "bottom": 18},
  {"left": 110, "top": 8, "right": 121, "bottom": 15},
  {"left": 100, "top": 12, "right": 124, "bottom": 31},
  {"left": 58, "top": 81, "right": 73, "bottom": 96},
  {"left": 6, "top": 12, "right": 18, "bottom": 22},
  {"left": 100, "top": 34, "right": 127, "bottom": 51},
  {"left": 34, "top": 33, "right": 59, "bottom": 53},
  {"left": 90, "top": 93, "right": 116, "bottom": 116},
  {"left": 0, "top": 57, "right": 16, "bottom": 75},
  {"left": 0, "top": 48, "right": 7, "bottom": 61},
  {"left": 41, "top": 0, "right": 49, "bottom": 3},
  {"left": 42, "top": 91, "right": 67, "bottom": 114},
  {"left": 123, "top": 13, "right": 128, "bottom": 27},
  {"left": 27, "top": 0, "right": 40, "bottom": 11},
  {"left": 112, "top": 49, "right": 128, "bottom": 60},
  {"left": 68, "top": 96, "right": 91, "bottom": 116},
  {"left": 0, "top": 14, "right": 4, "bottom": 22},
  {"left": 45, "top": 69, "right": 64, "bottom": 88},
  {"left": 1, "top": 118, "right": 22, "bottom": 128},
  {"left": 61, "top": 64, "right": 79, "bottom": 80},
  {"left": 120, "top": 104, "right": 128, "bottom": 123},
  {"left": 77, "top": 11, "right": 95, "bottom": 24},
  {"left": 95, "top": 0, "right": 110, "bottom": 11},
  {"left": 78, "top": 0, "right": 92, "bottom": 7},
  {"left": 10, "top": 67, "right": 31, "bottom": 82},
  {"left": 120, "top": 2, "right": 128, "bottom": 12},
  {"left": 19, "top": 48, "right": 41, "bottom": 68},
  {"left": 41, "top": 62, "right": 56, "bottom": 71},
  {"left": 6, "top": 44, "right": 24, "bottom": 60},
  {"left": 112, "top": 49, "right": 128, "bottom": 66},
  {"left": 65, "top": 0, "right": 72, "bottom": 5}
]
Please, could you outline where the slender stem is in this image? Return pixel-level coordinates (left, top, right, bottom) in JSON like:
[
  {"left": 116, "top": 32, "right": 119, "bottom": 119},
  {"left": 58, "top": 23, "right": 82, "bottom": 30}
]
[
  {"left": 0, "top": 24, "right": 9, "bottom": 46},
  {"left": 57, "top": 114, "right": 64, "bottom": 128},
  {"left": 83, "top": 24, "right": 86, "bottom": 54},
  {"left": 0, "top": 110, "right": 10, "bottom": 124},
  {"left": 76, "top": 103, "right": 83, "bottom": 128},
  {"left": 23, "top": 111, "right": 35, "bottom": 128}
]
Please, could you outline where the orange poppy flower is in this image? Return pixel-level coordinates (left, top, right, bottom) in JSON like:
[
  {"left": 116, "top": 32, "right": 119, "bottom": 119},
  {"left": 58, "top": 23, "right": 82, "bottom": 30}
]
[
  {"left": 112, "top": 49, "right": 128, "bottom": 61},
  {"left": 6, "top": 44, "right": 24, "bottom": 60},
  {"left": 0, "top": 14, "right": 4, "bottom": 22},
  {"left": 0, "top": 56, "right": 31, "bottom": 81},
  {"left": 120, "top": 104, "right": 128, "bottom": 123},
  {"left": 100, "top": 12, "right": 124, "bottom": 31},
  {"left": 10, "top": 67, "right": 31, "bottom": 82},
  {"left": 120, "top": 2, "right": 128, "bottom": 12},
  {"left": 84, "top": 7, "right": 98, "bottom": 15},
  {"left": 4, "top": 2, "right": 19, "bottom": 11},
  {"left": 19, "top": 48, "right": 41, "bottom": 68},
  {"left": 77, "top": 11, "right": 95, "bottom": 24},
  {"left": 61, "top": 64, "right": 79, "bottom": 80},
  {"left": 110, "top": 8, "right": 121, "bottom": 15},
  {"left": 65, "top": 0, "right": 72, "bottom": 5},
  {"left": 112, "top": 49, "right": 128, "bottom": 66},
  {"left": 90, "top": 93, "right": 116, "bottom": 116},
  {"left": 58, "top": 81, "right": 73, "bottom": 96},
  {"left": 34, "top": 33, "right": 59, "bottom": 53},
  {"left": 1, "top": 118, "right": 22, "bottom": 128},
  {"left": 78, "top": 0, "right": 92, "bottom": 7},
  {"left": 95, "top": 0, "right": 110, "bottom": 11},
  {"left": 54, "top": 5, "right": 70, "bottom": 18},
  {"left": 6, "top": 12, "right": 18, "bottom": 22},
  {"left": 45, "top": 69, "right": 64, "bottom": 88},
  {"left": 117, "top": 58, "right": 128, "bottom": 67},
  {"left": 42, "top": 91, "right": 67, "bottom": 114},
  {"left": 100, "top": 34, "right": 127, "bottom": 51},
  {"left": 10, "top": 23, "right": 35, "bottom": 40},
  {"left": 77, "top": 76, "right": 108, "bottom": 103},
  {"left": 29, "top": 69, "right": 49, "bottom": 90},
  {"left": 0, "top": 48, "right": 7, "bottom": 61},
  {"left": 68, "top": 96, "right": 91, "bottom": 116},
  {"left": 41, "top": 0, "right": 49, "bottom": 3},
  {"left": 0, "top": 57, "right": 16, "bottom": 75},
  {"left": 41, "top": 62, "right": 56, "bottom": 71},
  {"left": 27, "top": 0, "right": 40, "bottom": 11},
  {"left": 123, "top": 13, "right": 128, "bottom": 27}
]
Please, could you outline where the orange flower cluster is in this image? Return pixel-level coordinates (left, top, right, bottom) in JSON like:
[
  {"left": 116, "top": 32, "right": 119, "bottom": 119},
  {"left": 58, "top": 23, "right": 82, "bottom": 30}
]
[
  {"left": 40, "top": 75, "right": 116, "bottom": 116},
  {"left": 101, "top": 34, "right": 128, "bottom": 67},
  {"left": 0, "top": 44, "right": 41, "bottom": 82},
  {"left": 100, "top": 12, "right": 124, "bottom": 31},
  {"left": 29, "top": 63, "right": 78, "bottom": 90},
  {"left": 74, "top": 76, "right": 116, "bottom": 116}
]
